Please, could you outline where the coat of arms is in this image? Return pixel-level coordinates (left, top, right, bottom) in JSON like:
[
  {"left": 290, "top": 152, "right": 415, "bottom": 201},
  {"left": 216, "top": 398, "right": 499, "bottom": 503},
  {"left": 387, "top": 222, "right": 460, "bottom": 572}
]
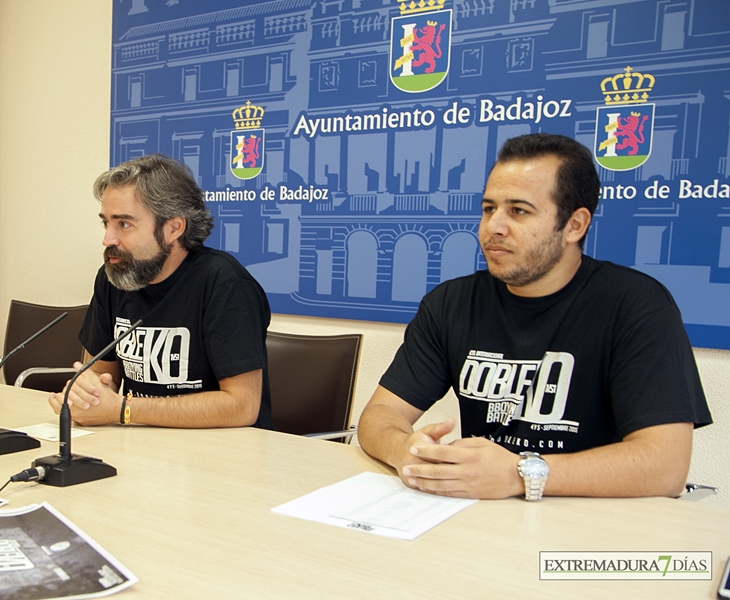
[
  {"left": 594, "top": 67, "right": 655, "bottom": 171},
  {"left": 231, "top": 101, "right": 265, "bottom": 180},
  {"left": 390, "top": 0, "right": 451, "bottom": 93}
]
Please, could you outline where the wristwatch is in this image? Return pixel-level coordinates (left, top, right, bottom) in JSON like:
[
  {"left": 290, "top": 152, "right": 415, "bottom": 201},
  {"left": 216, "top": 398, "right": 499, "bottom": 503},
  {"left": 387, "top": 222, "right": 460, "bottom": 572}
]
[{"left": 517, "top": 452, "right": 549, "bottom": 501}]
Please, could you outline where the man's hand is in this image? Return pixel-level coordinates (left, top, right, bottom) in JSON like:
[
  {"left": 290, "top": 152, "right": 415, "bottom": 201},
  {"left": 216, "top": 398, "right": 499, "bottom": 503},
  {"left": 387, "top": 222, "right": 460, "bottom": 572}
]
[
  {"left": 358, "top": 389, "right": 524, "bottom": 499},
  {"left": 48, "top": 362, "right": 121, "bottom": 426},
  {"left": 388, "top": 418, "right": 455, "bottom": 489},
  {"left": 402, "top": 434, "right": 523, "bottom": 499},
  {"left": 358, "top": 388, "right": 521, "bottom": 499}
]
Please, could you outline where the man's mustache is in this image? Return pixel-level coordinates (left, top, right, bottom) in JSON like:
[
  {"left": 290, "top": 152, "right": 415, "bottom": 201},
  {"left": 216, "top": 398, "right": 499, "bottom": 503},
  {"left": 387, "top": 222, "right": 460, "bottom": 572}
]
[{"left": 104, "top": 247, "right": 131, "bottom": 261}]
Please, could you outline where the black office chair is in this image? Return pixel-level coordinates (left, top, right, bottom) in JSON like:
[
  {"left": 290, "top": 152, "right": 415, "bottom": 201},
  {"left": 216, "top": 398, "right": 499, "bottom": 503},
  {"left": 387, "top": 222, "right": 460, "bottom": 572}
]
[
  {"left": 266, "top": 331, "right": 362, "bottom": 443},
  {"left": 2, "top": 300, "right": 88, "bottom": 392}
]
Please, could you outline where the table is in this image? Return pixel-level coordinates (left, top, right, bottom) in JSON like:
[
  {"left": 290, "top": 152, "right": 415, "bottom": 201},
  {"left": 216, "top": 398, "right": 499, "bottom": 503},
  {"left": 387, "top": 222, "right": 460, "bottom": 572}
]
[{"left": 0, "top": 385, "right": 728, "bottom": 599}]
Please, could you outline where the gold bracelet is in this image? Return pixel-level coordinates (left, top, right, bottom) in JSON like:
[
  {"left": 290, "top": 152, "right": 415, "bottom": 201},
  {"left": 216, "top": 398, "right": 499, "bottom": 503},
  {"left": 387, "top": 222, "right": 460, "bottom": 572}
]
[{"left": 123, "top": 392, "right": 132, "bottom": 425}]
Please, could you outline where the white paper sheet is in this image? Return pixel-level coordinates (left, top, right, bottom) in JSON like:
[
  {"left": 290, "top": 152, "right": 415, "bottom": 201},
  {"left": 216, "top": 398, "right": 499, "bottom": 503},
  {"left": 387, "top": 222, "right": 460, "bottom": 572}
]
[
  {"left": 11, "top": 423, "right": 94, "bottom": 442},
  {"left": 272, "top": 472, "right": 477, "bottom": 540}
]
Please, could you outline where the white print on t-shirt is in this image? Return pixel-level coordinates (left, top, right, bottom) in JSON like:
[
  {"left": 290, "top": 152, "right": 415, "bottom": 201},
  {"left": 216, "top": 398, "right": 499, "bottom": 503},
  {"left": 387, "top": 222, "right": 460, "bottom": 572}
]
[
  {"left": 459, "top": 350, "right": 579, "bottom": 429},
  {"left": 114, "top": 318, "right": 202, "bottom": 386}
]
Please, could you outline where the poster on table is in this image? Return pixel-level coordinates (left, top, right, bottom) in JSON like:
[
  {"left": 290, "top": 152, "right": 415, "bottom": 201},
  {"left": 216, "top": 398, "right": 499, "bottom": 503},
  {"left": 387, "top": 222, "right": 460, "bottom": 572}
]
[
  {"left": 0, "top": 502, "right": 136, "bottom": 599},
  {"left": 110, "top": 0, "right": 730, "bottom": 350}
]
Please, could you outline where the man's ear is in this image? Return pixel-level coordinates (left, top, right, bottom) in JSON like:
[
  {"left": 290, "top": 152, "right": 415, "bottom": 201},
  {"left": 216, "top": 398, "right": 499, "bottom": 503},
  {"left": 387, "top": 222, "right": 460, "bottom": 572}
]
[
  {"left": 564, "top": 208, "right": 592, "bottom": 244},
  {"left": 164, "top": 217, "right": 186, "bottom": 243}
]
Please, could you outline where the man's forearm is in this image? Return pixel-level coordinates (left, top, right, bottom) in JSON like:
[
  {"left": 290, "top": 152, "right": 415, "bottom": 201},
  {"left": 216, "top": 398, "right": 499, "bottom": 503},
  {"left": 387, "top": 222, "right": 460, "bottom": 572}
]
[
  {"left": 394, "top": 421, "right": 693, "bottom": 500},
  {"left": 125, "top": 389, "right": 257, "bottom": 428},
  {"left": 128, "top": 369, "right": 262, "bottom": 428},
  {"left": 358, "top": 402, "right": 415, "bottom": 469},
  {"left": 55, "top": 369, "right": 264, "bottom": 428},
  {"left": 543, "top": 423, "right": 693, "bottom": 498}
]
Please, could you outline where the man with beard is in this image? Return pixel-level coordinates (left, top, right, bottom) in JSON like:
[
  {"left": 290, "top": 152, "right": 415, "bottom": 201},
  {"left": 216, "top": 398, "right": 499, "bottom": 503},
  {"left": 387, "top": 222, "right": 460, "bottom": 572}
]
[
  {"left": 358, "top": 133, "right": 711, "bottom": 500},
  {"left": 48, "top": 154, "right": 273, "bottom": 429}
]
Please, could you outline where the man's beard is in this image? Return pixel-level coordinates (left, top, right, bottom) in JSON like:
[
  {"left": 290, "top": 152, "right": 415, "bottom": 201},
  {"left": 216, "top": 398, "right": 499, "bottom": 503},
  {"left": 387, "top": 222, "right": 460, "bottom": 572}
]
[
  {"left": 486, "top": 229, "right": 565, "bottom": 289},
  {"left": 104, "top": 232, "right": 172, "bottom": 292}
]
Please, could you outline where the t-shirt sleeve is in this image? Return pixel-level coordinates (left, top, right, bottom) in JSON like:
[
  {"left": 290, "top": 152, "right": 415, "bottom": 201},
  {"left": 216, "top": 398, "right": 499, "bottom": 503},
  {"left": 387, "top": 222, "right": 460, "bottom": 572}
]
[
  {"left": 202, "top": 274, "right": 269, "bottom": 382},
  {"left": 609, "top": 295, "right": 712, "bottom": 438},
  {"left": 379, "top": 290, "right": 453, "bottom": 412}
]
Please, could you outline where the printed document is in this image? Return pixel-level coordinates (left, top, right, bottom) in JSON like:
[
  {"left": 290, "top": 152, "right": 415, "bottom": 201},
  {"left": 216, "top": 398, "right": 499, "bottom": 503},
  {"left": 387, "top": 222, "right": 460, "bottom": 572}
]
[{"left": 272, "top": 471, "right": 477, "bottom": 540}]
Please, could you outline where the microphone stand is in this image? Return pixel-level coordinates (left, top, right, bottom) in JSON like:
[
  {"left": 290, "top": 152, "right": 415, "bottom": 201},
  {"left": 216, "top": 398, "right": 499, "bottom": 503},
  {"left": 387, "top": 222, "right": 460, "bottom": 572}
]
[
  {"left": 0, "top": 312, "right": 68, "bottom": 455},
  {"left": 0, "top": 426, "right": 40, "bottom": 456},
  {"left": 33, "top": 320, "right": 142, "bottom": 487}
]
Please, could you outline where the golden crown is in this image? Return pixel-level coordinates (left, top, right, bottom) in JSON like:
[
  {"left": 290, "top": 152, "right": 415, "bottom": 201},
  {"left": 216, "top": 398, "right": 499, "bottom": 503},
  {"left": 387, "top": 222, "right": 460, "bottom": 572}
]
[
  {"left": 232, "top": 101, "right": 265, "bottom": 130},
  {"left": 600, "top": 66, "right": 655, "bottom": 105},
  {"left": 398, "top": 0, "right": 446, "bottom": 15}
]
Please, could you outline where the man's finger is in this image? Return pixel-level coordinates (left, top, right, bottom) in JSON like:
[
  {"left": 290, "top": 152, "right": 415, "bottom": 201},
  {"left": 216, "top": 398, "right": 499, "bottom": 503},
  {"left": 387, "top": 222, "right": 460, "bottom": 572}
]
[
  {"left": 410, "top": 441, "right": 468, "bottom": 464},
  {"left": 419, "top": 418, "right": 455, "bottom": 443},
  {"left": 403, "top": 471, "right": 469, "bottom": 497}
]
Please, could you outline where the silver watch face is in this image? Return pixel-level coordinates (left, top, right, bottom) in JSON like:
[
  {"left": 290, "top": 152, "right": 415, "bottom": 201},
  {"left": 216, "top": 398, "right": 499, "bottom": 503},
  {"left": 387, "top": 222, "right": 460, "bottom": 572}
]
[{"left": 522, "top": 457, "right": 549, "bottom": 478}]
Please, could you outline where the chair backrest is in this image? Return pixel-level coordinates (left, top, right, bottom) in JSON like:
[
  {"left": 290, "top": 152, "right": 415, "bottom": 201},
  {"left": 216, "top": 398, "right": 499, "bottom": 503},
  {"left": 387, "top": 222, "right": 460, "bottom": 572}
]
[
  {"left": 266, "top": 331, "right": 362, "bottom": 439},
  {"left": 2, "top": 300, "right": 88, "bottom": 392}
]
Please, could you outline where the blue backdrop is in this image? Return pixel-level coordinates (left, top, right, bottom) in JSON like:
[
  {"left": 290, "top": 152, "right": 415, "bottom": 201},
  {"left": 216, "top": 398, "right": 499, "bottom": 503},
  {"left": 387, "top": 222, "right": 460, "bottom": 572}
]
[{"left": 111, "top": 0, "right": 730, "bottom": 350}]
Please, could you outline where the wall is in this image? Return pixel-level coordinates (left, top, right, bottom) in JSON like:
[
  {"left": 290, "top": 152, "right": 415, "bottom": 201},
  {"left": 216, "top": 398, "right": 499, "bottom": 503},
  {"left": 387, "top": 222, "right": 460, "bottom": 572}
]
[{"left": 0, "top": 0, "right": 727, "bottom": 506}]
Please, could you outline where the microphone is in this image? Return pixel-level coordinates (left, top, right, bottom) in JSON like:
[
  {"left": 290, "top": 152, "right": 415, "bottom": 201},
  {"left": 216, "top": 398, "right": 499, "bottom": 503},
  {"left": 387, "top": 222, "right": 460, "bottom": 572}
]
[
  {"left": 0, "top": 312, "right": 68, "bottom": 371},
  {"left": 0, "top": 312, "right": 68, "bottom": 456},
  {"left": 32, "top": 319, "right": 142, "bottom": 487}
]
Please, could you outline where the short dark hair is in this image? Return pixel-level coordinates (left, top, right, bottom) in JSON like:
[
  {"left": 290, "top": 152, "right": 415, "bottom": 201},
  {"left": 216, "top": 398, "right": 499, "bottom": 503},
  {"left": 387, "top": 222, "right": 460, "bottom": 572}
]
[
  {"left": 496, "top": 133, "right": 600, "bottom": 247},
  {"left": 93, "top": 154, "right": 213, "bottom": 250}
]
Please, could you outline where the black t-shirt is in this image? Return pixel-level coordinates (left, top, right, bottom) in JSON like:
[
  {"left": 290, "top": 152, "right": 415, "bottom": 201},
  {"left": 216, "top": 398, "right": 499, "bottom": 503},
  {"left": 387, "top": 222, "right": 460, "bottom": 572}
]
[
  {"left": 381, "top": 256, "right": 711, "bottom": 454},
  {"left": 80, "top": 246, "right": 273, "bottom": 429}
]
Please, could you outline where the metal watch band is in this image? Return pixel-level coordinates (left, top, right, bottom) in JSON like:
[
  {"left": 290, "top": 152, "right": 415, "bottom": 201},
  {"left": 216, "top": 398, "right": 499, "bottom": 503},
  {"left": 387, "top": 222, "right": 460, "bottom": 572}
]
[
  {"left": 523, "top": 473, "right": 547, "bottom": 502},
  {"left": 518, "top": 451, "right": 549, "bottom": 502}
]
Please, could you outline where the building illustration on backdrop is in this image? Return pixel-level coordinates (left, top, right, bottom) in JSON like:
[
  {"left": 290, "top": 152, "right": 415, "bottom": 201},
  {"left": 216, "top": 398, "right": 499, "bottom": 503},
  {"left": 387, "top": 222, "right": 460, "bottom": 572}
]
[{"left": 111, "top": 0, "right": 730, "bottom": 349}]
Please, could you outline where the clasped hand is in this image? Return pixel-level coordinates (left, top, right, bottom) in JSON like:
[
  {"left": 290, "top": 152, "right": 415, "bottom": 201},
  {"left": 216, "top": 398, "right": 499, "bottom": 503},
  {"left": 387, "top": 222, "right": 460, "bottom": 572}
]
[
  {"left": 48, "top": 362, "right": 121, "bottom": 426},
  {"left": 397, "top": 419, "right": 523, "bottom": 500}
]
